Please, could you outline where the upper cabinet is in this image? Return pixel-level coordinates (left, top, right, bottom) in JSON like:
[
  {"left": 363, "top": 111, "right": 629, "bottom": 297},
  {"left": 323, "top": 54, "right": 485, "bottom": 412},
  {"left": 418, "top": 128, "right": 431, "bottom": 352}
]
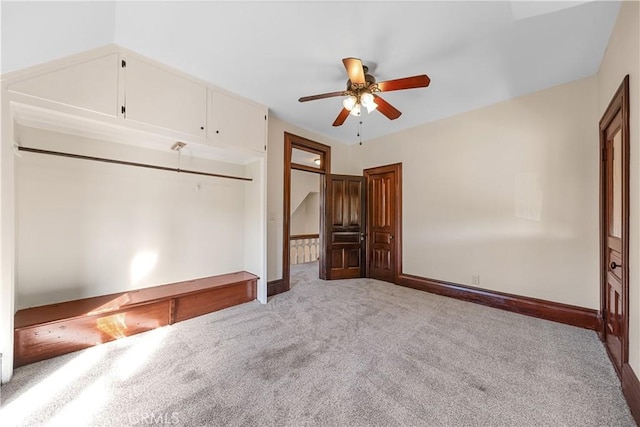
[
  {"left": 5, "top": 46, "right": 267, "bottom": 158},
  {"left": 122, "top": 56, "right": 207, "bottom": 138},
  {"left": 8, "top": 53, "right": 119, "bottom": 117},
  {"left": 208, "top": 89, "right": 267, "bottom": 152}
]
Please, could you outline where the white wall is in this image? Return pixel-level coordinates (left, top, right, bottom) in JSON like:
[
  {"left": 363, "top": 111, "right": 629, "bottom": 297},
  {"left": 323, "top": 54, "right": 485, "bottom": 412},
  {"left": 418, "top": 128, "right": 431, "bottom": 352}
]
[
  {"left": 350, "top": 76, "right": 600, "bottom": 309},
  {"left": 0, "top": 82, "right": 16, "bottom": 382},
  {"left": 266, "top": 115, "right": 352, "bottom": 282},
  {"left": 15, "top": 125, "right": 248, "bottom": 309},
  {"left": 244, "top": 158, "right": 267, "bottom": 303},
  {"left": 597, "top": 0, "right": 640, "bottom": 374}
]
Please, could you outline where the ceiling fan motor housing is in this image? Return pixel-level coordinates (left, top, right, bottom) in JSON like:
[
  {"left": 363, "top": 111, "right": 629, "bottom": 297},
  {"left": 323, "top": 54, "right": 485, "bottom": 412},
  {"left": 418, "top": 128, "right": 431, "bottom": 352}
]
[{"left": 346, "top": 65, "right": 379, "bottom": 96}]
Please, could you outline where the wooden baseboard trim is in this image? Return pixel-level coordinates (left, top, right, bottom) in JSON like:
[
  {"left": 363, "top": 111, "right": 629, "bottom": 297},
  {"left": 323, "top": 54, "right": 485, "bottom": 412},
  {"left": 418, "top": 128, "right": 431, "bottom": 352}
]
[
  {"left": 267, "top": 279, "right": 287, "bottom": 297},
  {"left": 397, "top": 274, "right": 597, "bottom": 330},
  {"left": 623, "top": 364, "right": 640, "bottom": 423}
]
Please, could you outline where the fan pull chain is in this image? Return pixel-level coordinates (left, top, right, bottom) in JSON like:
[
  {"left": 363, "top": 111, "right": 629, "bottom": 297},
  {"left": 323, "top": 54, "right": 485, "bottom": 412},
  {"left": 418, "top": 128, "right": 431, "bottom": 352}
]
[{"left": 358, "top": 121, "right": 363, "bottom": 145}]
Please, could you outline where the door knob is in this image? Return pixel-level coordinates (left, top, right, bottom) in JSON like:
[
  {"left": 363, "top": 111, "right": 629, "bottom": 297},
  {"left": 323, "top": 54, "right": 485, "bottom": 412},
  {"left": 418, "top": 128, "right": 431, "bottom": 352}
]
[{"left": 610, "top": 261, "right": 621, "bottom": 269}]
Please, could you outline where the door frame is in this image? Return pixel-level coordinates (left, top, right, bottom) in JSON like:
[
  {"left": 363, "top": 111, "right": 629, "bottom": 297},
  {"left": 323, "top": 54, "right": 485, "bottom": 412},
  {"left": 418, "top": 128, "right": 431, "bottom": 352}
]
[
  {"left": 364, "top": 163, "right": 403, "bottom": 282},
  {"left": 278, "top": 132, "right": 331, "bottom": 295},
  {"left": 599, "top": 75, "right": 630, "bottom": 372}
]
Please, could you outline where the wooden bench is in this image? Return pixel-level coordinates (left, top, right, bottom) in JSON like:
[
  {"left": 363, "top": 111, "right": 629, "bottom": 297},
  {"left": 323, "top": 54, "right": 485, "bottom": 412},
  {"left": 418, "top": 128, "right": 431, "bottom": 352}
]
[{"left": 14, "top": 271, "right": 258, "bottom": 367}]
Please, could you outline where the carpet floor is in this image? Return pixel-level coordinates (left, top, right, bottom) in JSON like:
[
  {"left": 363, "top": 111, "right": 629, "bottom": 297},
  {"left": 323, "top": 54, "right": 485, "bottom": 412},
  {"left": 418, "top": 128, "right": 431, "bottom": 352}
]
[{"left": 1, "top": 262, "right": 635, "bottom": 426}]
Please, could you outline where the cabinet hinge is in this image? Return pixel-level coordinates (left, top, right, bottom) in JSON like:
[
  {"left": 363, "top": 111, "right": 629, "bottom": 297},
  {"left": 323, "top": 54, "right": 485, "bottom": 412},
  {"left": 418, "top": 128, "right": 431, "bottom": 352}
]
[
  {"left": 121, "top": 60, "right": 127, "bottom": 68},
  {"left": 121, "top": 105, "right": 126, "bottom": 115}
]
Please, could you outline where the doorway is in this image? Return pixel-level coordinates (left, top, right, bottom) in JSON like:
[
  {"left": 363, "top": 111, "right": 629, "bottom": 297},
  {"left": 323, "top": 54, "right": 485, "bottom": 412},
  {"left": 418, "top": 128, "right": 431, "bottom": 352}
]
[
  {"left": 275, "top": 137, "right": 403, "bottom": 295},
  {"left": 290, "top": 169, "right": 321, "bottom": 287},
  {"left": 275, "top": 132, "right": 330, "bottom": 296},
  {"left": 599, "top": 75, "right": 630, "bottom": 377}
]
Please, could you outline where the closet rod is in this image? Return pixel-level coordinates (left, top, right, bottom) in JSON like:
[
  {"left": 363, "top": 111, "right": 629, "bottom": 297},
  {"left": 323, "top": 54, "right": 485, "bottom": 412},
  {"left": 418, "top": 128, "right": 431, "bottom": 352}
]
[{"left": 17, "top": 146, "right": 253, "bottom": 182}]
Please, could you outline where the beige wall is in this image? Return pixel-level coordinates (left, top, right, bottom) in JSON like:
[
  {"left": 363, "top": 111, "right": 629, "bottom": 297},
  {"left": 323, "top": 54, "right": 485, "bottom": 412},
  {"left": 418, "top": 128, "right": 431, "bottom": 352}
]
[
  {"left": 291, "top": 192, "right": 319, "bottom": 235},
  {"left": 290, "top": 169, "right": 320, "bottom": 236},
  {"left": 290, "top": 169, "right": 320, "bottom": 220},
  {"left": 350, "top": 76, "right": 600, "bottom": 308},
  {"left": 598, "top": 0, "right": 640, "bottom": 374},
  {"left": 266, "top": 115, "right": 351, "bottom": 281}
]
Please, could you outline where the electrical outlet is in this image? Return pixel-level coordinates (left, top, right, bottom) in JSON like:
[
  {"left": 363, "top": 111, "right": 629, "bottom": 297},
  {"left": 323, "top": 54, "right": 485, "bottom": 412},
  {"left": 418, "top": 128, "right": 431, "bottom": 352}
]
[{"left": 472, "top": 274, "right": 480, "bottom": 285}]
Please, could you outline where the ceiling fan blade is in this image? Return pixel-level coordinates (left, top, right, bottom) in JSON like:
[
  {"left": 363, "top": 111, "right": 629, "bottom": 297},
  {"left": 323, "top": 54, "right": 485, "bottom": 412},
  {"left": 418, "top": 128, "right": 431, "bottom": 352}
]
[
  {"left": 298, "top": 91, "right": 345, "bottom": 102},
  {"left": 374, "top": 95, "right": 402, "bottom": 120},
  {"left": 377, "top": 75, "right": 431, "bottom": 92},
  {"left": 332, "top": 108, "right": 350, "bottom": 127},
  {"left": 342, "top": 57, "right": 365, "bottom": 85}
]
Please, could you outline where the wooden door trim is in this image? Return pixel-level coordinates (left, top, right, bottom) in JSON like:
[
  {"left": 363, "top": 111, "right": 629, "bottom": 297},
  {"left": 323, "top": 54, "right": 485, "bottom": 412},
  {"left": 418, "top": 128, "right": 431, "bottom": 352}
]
[
  {"left": 599, "top": 75, "right": 630, "bottom": 371},
  {"left": 271, "top": 132, "right": 330, "bottom": 297},
  {"left": 364, "top": 163, "right": 402, "bottom": 283}
]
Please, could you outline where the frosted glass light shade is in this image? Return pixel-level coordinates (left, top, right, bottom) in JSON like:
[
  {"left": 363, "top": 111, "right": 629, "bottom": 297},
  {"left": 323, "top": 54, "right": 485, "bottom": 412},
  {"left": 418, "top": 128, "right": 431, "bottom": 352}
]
[
  {"left": 361, "top": 92, "right": 374, "bottom": 107},
  {"left": 342, "top": 96, "right": 357, "bottom": 111},
  {"left": 365, "top": 102, "right": 378, "bottom": 113},
  {"left": 349, "top": 103, "right": 361, "bottom": 116}
]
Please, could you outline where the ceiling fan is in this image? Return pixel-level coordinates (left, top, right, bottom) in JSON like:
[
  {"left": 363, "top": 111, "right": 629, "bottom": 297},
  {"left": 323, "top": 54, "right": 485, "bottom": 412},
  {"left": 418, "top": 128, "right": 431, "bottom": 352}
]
[{"left": 298, "top": 57, "right": 431, "bottom": 127}]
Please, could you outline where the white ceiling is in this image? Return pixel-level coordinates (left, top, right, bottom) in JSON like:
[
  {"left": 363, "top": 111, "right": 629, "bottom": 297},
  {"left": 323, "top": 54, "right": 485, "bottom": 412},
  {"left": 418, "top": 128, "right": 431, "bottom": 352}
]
[{"left": 1, "top": 1, "right": 621, "bottom": 145}]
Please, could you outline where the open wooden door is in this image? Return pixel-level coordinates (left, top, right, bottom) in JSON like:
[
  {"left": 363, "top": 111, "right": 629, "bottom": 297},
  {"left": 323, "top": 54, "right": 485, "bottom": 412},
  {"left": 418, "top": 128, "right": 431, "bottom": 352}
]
[
  {"left": 599, "top": 76, "right": 629, "bottom": 376},
  {"left": 325, "top": 175, "right": 366, "bottom": 279}
]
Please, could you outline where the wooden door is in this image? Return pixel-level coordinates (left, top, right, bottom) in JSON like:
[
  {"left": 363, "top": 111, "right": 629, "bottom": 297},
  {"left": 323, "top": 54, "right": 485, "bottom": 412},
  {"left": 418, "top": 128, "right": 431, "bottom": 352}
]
[
  {"left": 326, "top": 175, "right": 365, "bottom": 279},
  {"left": 365, "top": 164, "right": 401, "bottom": 283},
  {"left": 600, "top": 76, "right": 629, "bottom": 376}
]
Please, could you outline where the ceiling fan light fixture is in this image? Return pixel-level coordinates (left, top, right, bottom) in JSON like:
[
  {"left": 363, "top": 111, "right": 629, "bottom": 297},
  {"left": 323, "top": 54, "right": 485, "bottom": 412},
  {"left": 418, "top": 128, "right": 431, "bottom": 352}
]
[
  {"left": 343, "top": 95, "right": 357, "bottom": 111},
  {"left": 299, "top": 57, "right": 429, "bottom": 126}
]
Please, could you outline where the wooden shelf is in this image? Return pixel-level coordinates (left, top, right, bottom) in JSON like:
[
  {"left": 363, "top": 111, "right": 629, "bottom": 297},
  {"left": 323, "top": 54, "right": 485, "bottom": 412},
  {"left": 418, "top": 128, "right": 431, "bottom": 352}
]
[{"left": 14, "top": 271, "right": 258, "bottom": 367}]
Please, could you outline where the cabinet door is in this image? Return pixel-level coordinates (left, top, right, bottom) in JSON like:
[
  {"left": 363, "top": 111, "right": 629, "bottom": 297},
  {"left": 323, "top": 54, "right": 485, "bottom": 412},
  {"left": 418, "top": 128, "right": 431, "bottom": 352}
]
[
  {"left": 8, "top": 54, "right": 119, "bottom": 117},
  {"left": 124, "top": 57, "right": 207, "bottom": 138},
  {"left": 209, "top": 89, "right": 267, "bottom": 152}
]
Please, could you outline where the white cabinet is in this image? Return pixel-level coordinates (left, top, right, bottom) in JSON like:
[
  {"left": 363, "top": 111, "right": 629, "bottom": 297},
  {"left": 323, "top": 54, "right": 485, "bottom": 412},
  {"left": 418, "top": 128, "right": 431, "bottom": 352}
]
[
  {"left": 7, "top": 47, "right": 268, "bottom": 154},
  {"left": 208, "top": 89, "right": 267, "bottom": 152},
  {"left": 8, "top": 53, "right": 119, "bottom": 117},
  {"left": 123, "top": 56, "right": 207, "bottom": 138}
]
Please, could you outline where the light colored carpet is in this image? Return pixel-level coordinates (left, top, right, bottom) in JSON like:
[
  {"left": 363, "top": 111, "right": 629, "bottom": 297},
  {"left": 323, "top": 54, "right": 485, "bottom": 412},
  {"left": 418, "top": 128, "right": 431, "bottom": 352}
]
[{"left": 1, "top": 262, "right": 635, "bottom": 426}]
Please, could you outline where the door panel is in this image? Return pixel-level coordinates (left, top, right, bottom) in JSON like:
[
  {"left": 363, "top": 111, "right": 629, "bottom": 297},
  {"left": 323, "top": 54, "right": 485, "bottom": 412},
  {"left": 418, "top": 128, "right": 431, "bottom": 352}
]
[
  {"left": 326, "top": 175, "right": 365, "bottom": 279},
  {"left": 366, "top": 166, "right": 399, "bottom": 283},
  {"left": 604, "top": 123, "right": 624, "bottom": 373},
  {"left": 600, "top": 76, "right": 629, "bottom": 379}
]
